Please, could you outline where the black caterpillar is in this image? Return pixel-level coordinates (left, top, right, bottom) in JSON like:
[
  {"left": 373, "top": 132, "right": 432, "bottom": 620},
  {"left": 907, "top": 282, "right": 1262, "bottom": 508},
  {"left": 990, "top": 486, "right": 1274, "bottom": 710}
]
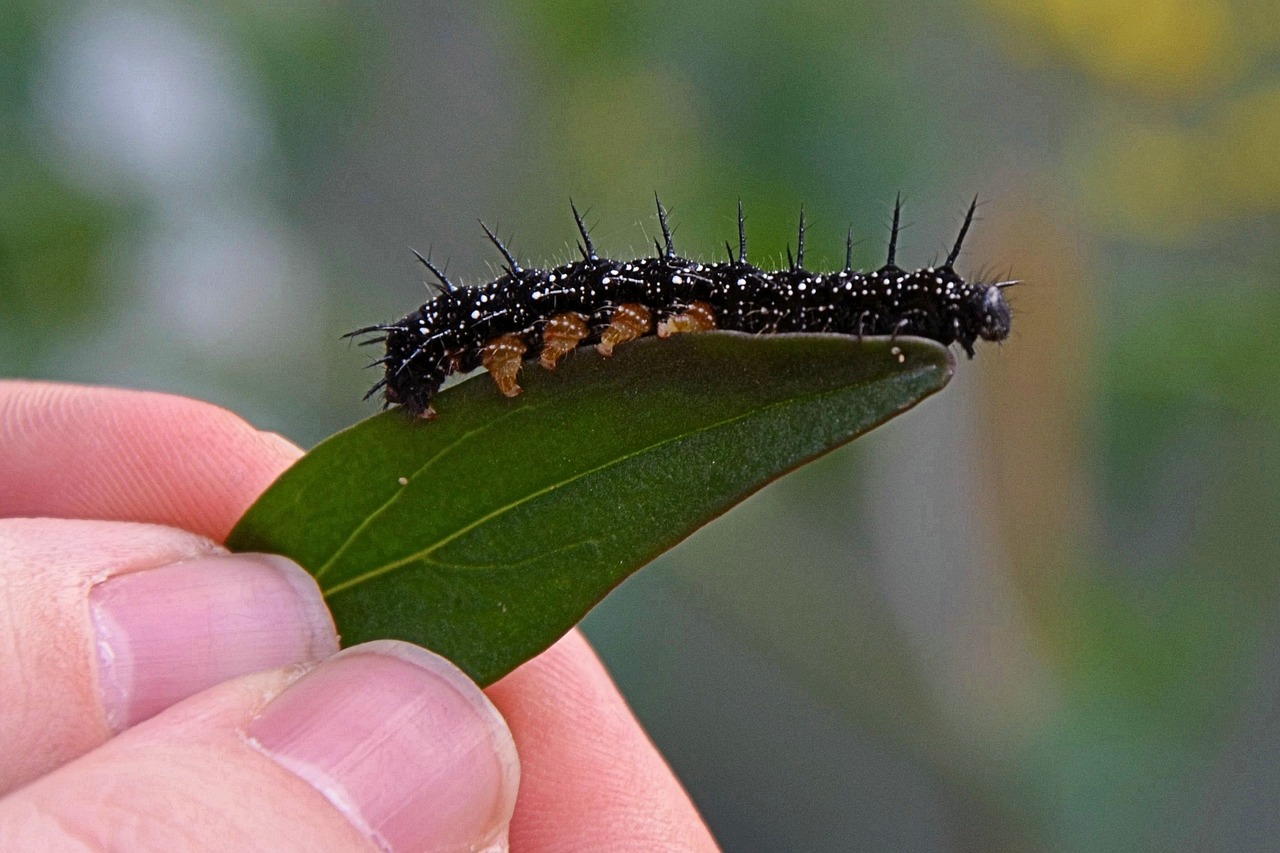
[{"left": 349, "top": 197, "right": 1014, "bottom": 418}]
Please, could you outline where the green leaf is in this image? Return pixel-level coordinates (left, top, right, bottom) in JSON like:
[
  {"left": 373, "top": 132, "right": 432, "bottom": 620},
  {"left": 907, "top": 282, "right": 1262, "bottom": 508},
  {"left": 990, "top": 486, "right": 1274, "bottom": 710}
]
[{"left": 227, "top": 333, "right": 953, "bottom": 685}]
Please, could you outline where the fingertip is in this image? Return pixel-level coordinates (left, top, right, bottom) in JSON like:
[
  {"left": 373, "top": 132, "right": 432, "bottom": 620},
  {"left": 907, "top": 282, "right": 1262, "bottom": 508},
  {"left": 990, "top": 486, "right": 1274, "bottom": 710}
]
[
  {"left": 0, "top": 643, "right": 520, "bottom": 853},
  {"left": 90, "top": 552, "right": 339, "bottom": 731},
  {"left": 0, "top": 381, "right": 299, "bottom": 540},
  {"left": 0, "top": 522, "right": 340, "bottom": 795},
  {"left": 256, "top": 429, "right": 305, "bottom": 464},
  {"left": 0, "top": 518, "right": 222, "bottom": 794},
  {"left": 247, "top": 641, "right": 519, "bottom": 853},
  {"left": 487, "top": 630, "right": 719, "bottom": 851}
]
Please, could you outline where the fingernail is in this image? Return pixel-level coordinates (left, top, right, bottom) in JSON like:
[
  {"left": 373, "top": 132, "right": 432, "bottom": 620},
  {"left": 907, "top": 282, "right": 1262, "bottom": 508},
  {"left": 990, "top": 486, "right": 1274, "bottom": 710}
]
[
  {"left": 91, "top": 552, "right": 338, "bottom": 731},
  {"left": 247, "top": 641, "right": 519, "bottom": 853}
]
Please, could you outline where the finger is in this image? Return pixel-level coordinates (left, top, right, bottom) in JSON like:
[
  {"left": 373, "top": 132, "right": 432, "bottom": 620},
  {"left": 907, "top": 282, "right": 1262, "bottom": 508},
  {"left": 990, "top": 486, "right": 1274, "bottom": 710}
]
[
  {"left": 0, "top": 381, "right": 302, "bottom": 542},
  {"left": 0, "top": 518, "right": 337, "bottom": 795},
  {"left": 486, "top": 630, "right": 720, "bottom": 852},
  {"left": 0, "top": 642, "right": 520, "bottom": 853}
]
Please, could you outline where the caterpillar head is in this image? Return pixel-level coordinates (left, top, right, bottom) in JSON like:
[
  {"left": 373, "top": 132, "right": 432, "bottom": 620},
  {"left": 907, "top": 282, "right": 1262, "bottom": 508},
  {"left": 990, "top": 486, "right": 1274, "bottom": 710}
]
[
  {"left": 977, "top": 282, "right": 1013, "bottom": 343},
  {"left": 935, "top": 196, "right": 1013, "bottom": 355},
  {"left": 948, "top": 278, "right": 1013, "bottom": 358}
]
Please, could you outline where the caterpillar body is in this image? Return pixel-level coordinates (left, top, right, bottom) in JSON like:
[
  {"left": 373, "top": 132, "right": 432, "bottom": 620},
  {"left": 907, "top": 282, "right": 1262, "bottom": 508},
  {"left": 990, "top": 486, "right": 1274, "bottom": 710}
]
[{"left": 349, "top": 197, "right": 1014, "bottom": 418}]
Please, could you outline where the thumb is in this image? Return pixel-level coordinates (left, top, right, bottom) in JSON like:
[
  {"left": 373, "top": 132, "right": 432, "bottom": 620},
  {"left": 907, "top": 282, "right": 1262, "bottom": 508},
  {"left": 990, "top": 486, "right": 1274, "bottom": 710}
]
[{"left": 0, "top": 642, "right": 520, "bottom": 853}]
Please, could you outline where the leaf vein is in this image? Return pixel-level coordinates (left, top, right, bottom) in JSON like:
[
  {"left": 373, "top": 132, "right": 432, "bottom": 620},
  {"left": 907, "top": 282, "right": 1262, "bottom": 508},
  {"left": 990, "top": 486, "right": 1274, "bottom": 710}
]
[
  {"left": 319, "top": 391, "right": 850, "bottom": 597},
  {"left": 313, "top": 408, "right": 529, "bottom": 579}
]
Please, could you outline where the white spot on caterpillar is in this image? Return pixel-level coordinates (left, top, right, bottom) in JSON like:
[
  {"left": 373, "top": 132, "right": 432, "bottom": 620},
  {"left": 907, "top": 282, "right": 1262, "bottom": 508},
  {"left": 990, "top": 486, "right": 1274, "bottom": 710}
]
[
  {"left": 891, "top": 345, "right": 905, "bottom": 363},
  {"left": 398, "top": 476, "right": 409, "bottom": 486}
]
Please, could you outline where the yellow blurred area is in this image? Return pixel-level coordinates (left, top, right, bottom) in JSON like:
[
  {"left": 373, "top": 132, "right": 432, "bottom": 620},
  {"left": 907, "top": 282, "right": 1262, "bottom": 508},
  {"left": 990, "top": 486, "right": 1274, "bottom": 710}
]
[
  {"left": 982, "top": 0, "right": 1239, "bottom": 95},
  {"left": 1082, "top": 85, "right": 1280, "bottom": 237}
]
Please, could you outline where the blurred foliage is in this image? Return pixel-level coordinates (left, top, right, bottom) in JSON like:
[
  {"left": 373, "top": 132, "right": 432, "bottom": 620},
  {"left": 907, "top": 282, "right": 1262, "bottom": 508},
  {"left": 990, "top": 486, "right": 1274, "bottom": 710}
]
[
  {"left": 219, "top": 1, "right": 373, "bottom": 173},
  {"left": 2, "top": 0, "right": 1278, "bottom": 849},
  {"left": 0, "top": 149, "right": 118, "bottom": 331},
  {"left": 1083, "top": 84, "right": 1280, "bottom": 236},
  {"left": 982, "top": 0, "right": 1280, "bottom": 237},
  {"left": 982, "top": 0, "right": 1245, "bottom": 94}
]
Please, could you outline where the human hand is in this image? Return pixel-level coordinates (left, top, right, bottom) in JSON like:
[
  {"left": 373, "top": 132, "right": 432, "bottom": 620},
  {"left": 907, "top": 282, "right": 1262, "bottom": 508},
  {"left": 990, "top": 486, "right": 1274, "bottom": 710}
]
[{"left": 0, "top": 381, "right": 718, "bottom": 851}]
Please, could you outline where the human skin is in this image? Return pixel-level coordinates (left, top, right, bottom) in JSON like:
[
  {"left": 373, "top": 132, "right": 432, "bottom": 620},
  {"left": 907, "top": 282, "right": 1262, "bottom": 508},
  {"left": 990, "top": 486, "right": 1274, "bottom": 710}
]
[{"left": 0, "top": 381, "right": 719, "bottom": 852}]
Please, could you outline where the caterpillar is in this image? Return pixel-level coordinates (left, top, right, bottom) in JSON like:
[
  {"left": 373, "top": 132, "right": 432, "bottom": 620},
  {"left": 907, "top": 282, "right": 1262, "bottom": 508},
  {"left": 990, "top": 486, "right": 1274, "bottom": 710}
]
[{"left": 348, "top": 197, "right": 1014, "bottom": 419}]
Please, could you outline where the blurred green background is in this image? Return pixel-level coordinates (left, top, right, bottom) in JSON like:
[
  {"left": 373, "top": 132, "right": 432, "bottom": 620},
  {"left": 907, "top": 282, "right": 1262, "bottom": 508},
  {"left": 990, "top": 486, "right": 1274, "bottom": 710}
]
[{"left": 3, "top": 0, "right": 1279, "bottom": 849}]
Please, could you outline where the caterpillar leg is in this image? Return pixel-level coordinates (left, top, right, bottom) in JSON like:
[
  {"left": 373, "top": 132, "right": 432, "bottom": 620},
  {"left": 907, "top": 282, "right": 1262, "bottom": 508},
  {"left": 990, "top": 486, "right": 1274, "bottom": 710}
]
[
  {"left": 596, "top": 303, "right": 653, "bottom": 356},
  {"left": 540, "top": 312, "right": 591, "bottom": 369},
  {"left": 482, "top": 334, "right": 528, "bottom": 397},
  {"left": 657, "top": 301, "right": 717, "bottom": 337}
]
